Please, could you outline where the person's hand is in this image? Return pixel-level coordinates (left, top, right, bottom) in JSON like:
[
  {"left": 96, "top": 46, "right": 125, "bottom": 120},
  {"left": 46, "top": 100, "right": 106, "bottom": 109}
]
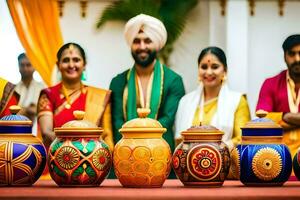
[
  {"left": 282, "top": 112, "right": 300, "bottom": 127},
  {"left": 26, "top": 103, "right": 37, "bottom": 116}
]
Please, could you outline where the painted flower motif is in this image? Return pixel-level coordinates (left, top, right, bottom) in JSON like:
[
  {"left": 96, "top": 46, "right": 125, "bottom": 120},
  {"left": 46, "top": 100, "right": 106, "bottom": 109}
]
[
  {"left": 187, "top": 145, "right": 221, "bottom": 181},
  {"left": 172, "top": 155, "right": 180, "bottom": 169},
  {"left": 56, "top": 146, "right": 80, "bottom": 170},
  {"left": 92, "top": 148, "right": 111, "bottom": 171},
  {"left": 193, "top": 149, "right": 217, "bottom": 175}
]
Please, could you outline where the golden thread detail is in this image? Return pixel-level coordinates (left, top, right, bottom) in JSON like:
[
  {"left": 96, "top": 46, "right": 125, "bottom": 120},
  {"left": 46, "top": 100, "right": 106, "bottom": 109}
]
[{"left": 252, "top": 147, "right": 282, "bottom": 181}]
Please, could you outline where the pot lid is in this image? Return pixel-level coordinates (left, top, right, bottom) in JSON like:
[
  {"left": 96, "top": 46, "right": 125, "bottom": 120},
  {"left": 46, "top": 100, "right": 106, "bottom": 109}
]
[
  {"left": 243, "top": 110, "right": 281, "bottom": 129},
  {"left": 181, "top": 124, "right": 223, "bottom": 134},
  {"left": 120, "top": 108, "right": 166, "bottom": 133},
  {"left": 0, "top": 105, "right": 32, "bottom": 125},
  {"left": 54, "top": 110, "right": 102, "bottom": 134},
  {"left": 181, "top": 124, "right": 223, "bottom": 141}
]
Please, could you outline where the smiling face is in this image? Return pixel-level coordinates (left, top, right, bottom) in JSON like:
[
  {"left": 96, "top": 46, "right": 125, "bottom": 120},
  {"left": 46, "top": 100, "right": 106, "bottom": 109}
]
[
  {"left": 131, "top": 31, "right": 157, "bottom": 68},
  {"left": 57, "top": 46, "right": 85, "bottom": 83},
  {"left": 198, "top": 53, "right": 226, "bottom": 89}
]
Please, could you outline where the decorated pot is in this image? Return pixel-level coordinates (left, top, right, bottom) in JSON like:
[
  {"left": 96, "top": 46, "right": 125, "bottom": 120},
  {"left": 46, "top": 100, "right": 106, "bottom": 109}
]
[
  {"left": 114, "top": 108, "right": 171, "bottom": 187},
  {"left": 231, "top": 112, "right": 292, "bottom": 186},
  {"left": 0, "top": 105, "right": 46, "bottom": 186},
  {"left": 172, "top": 125, "right": 230, "bottom": 187},
  {"left": 48, "top": 110, "right": 112, "bottom": 186},
  {"left": 293, "top": 151, "right": 300, "bottom": 180}
]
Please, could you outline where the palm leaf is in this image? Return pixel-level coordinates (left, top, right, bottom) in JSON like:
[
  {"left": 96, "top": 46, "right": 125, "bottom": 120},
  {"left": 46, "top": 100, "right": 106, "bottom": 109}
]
[
  {"left": 96, "top": 0, "right": 161, "bottom": 28},
  {"left": 96, "top": 0, "right": 199, "bottom": 65},
  {"left": 159, "top": 0, "right": 198, "bottom": 45}
]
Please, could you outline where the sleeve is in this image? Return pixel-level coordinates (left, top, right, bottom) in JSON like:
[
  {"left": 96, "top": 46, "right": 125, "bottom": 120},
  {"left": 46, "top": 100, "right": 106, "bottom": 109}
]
[
  {"left": 232, "top": 95, "right": 251, "bottom": 147},
  {"left": 256, "top": 79, "right": 274, "bottom": 112},
  {"left": 158, "top": 76, "right": 185, "bottom": 130},
  {"left": 100, "top": 102, "right": 114, "bottom": 151},
  {"left": 109, "top": 76, "right": 126, "bottom": 144},
  {"left": 37, "top": 90, "right": 53, "bottom": 118}
]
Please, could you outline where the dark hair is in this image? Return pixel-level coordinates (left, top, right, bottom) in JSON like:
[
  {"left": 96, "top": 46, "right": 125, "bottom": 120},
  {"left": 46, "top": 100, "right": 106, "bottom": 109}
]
[
  {"left": 197, "top": 46, "right": 227, "bottom": 71},
  {"left": 282, "top": 34, "right": 300, "bottom": 52},
  {"left": 56, "top": 43, "right": 86, "bottom": 64},
  {"left": 17, "top": 53, "right": 27, "bottom": 64}
]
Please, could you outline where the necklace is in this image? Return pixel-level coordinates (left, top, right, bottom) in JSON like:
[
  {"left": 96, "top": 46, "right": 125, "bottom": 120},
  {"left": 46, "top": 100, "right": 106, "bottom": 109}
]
[{"left": 61, "top": 82, "right": 83, "bottom": 109}]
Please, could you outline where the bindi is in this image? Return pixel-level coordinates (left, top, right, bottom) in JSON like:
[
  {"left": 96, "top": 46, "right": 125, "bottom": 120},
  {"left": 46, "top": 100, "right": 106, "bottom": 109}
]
[{"left": 68, "top": 44, "right": 75, "bottom": 56}]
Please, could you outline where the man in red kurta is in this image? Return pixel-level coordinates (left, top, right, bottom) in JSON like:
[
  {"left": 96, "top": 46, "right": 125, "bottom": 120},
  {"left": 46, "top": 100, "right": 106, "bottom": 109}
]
[{"left": 257, "top": 34, "right": 300, "bottom": 158}]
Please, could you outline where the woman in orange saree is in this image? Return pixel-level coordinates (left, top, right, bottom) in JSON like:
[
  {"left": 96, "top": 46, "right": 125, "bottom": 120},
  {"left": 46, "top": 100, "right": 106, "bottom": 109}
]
[{"left": 37, "top": 43, "right": 113, "bottom": 179}]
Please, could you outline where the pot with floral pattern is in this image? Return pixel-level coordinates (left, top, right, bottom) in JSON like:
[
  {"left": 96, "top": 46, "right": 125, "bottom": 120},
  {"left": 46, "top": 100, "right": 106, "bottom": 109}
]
[
  {"left": 230, "top": 112, "right": 292, "bottom": 186},
  {"left": 172, "top": 125, "right": 230, "bottom": 187},
  {"left": 0, "top": 105, "right": 47, "bottom": 186},
  {"left": 48, "top": 110, "right": 112, "bottom": 186},
  {"left": 114, "top": 108, "right": 171, "bottom": 187}
]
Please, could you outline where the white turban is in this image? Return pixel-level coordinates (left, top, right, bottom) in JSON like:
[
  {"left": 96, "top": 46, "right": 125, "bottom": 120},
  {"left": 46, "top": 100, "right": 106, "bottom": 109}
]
[{"left": 124, "top": 14, "right": 167, "bottom": 50}]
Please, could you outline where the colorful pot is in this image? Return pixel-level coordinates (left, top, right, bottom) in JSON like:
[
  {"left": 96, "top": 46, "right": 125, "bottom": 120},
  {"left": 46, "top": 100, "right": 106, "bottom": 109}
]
[
  {"left": 0, "top": 105, "right": 46, "bottom": 186},
  {"left": 48, "top": 111, "right": 112, "bottom": 186},
  {"left": 114, "top": 108, "right": 171, "bottom": 187},
  {"left": 172, "top": 125, "right": 230, "bottom": 187},
  {"left": 231, "top": 113, "right": 292, "bottom": 186},
  {"left": 293, "top": 149, "right": 300, "bottom": 180}
]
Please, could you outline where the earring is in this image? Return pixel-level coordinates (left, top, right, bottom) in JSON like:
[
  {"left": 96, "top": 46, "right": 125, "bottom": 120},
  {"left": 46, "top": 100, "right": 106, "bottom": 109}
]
[
  {"left": 221, "top": 75, "right": 227, "bottom": 84},
  {"left": 81, "top": 69, "right": 87, "bottom": 81},
  {"left": 198, "top": 77, "right": 202, "bottom": 84}
]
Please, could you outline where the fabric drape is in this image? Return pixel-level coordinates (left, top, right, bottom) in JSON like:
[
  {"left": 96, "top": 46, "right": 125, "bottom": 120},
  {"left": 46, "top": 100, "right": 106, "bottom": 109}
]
[
  {"left": 125, "top": 60, "right": 163, "bottom": 120},
  {"left": 7, "top": 0, "right": 63, "bottom": 86},
  {"left": 175, "top": 83, "right": 249, "bottom": 150}
]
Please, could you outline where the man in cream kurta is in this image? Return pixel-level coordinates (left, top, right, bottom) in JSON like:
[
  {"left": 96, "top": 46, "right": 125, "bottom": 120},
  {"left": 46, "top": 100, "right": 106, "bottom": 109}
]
[
  {"left": 15, "top": 53, "right": 44, "bottom": 135},
  {"left": 109, "top": 14, "right": 185, "bottom": 152}
]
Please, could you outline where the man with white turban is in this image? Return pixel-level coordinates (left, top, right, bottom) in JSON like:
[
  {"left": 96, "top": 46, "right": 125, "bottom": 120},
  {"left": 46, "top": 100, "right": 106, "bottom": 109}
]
[{"left": 109, "top": 14, "right": 185, "bottom": 152}]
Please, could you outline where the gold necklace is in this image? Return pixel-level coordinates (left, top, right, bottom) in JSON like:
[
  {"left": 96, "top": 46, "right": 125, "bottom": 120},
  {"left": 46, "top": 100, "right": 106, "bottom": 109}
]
[{"left": 61, "top": 82, "right": 83, "bottom": 109}]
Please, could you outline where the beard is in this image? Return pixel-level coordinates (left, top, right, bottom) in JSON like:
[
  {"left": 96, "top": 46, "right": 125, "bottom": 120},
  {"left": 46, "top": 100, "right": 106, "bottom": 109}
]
[
  {"left": 131, "top": 49, "right": 157, "bottom": 68},
  {"left": 288, "top": 61, "right": 300, "bottom": 76}
]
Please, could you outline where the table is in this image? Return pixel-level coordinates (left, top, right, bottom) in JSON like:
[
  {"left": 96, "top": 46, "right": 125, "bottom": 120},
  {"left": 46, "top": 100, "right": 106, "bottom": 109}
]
[{"left": 0, "top": 179, "right": 300, "bottom": 200}]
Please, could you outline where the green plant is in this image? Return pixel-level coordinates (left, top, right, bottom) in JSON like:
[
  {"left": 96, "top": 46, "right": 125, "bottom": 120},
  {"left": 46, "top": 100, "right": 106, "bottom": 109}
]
[{"left": 96, "top": 0, "right": 198, "bottom": 65}]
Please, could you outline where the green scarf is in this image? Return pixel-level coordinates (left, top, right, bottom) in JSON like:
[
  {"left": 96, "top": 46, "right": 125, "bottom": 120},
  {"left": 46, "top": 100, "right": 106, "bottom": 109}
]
[{"left": 126, "top": 60, "right": 164, "bottom": 120}]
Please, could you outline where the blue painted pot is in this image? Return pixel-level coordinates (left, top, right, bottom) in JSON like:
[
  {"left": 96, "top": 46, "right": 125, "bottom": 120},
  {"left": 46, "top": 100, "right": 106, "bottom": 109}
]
[
  {"left": 230, "top": 117, "right": 292, "bottom": 186},
  {"left": 0, "top": 106, "right": 46, "bottom": 186}
]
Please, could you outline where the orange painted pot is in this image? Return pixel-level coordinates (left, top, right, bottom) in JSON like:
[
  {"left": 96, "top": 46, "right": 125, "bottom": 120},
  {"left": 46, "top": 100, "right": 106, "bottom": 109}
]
[{"left": 113, "top": 108, "right": 171, "bottom": 187}]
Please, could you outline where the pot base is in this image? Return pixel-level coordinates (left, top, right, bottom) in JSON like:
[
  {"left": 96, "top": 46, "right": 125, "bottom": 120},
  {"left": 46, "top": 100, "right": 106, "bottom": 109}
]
[{"left": 183, "top": 181, "right": 223, "bottom": 187}]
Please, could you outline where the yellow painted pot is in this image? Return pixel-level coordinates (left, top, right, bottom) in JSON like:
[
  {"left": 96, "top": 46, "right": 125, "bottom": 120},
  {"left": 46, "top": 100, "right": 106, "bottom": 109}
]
[{"left": 114, "top": 108, "right": 171, "bottom": 187}]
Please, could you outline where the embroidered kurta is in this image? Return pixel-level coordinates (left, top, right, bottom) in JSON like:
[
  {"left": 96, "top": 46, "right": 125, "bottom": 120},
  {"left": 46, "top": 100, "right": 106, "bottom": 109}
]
[{"left": 109, "top": 64, "right": 185, "bottom": 152}]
